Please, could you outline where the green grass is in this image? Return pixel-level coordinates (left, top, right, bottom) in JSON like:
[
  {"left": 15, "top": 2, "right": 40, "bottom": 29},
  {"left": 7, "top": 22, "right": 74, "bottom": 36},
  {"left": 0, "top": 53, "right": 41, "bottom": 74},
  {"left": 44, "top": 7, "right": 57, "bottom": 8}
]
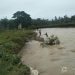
[{"left": 0, "top": 29, "right": 36, "bottom": 75}]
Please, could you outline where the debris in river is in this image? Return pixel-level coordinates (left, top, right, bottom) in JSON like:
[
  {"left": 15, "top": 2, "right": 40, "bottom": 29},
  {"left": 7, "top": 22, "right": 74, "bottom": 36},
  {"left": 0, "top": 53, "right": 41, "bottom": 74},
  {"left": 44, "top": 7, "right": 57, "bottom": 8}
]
[
  {"left": 30, "top": 67, "right": 39, "bottom": 75},
  {"left": 54, "top": 36, "right": 60, "bottom": 45},
  {"left": 41, "top": 34, "right": 60, "bottom": 46},
  {"left": 61, "top": 66, "right": 68, "bottom": 73},
  {"left": 57, "top": 45, "right": 65, "bottom": 49}
]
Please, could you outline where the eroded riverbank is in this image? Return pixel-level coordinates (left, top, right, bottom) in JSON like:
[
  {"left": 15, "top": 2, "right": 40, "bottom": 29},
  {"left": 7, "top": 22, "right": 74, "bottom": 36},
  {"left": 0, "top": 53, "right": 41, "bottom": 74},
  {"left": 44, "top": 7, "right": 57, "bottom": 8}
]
[{"left": 20, "top": 28, "right": 75, "bottom": 75}]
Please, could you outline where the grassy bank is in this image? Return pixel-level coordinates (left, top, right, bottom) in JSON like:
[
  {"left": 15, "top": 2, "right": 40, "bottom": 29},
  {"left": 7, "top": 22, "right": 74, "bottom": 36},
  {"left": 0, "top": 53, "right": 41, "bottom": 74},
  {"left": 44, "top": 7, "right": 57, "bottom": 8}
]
[{"left": 0, "top": 29, "right": 36, "bottom": 75}]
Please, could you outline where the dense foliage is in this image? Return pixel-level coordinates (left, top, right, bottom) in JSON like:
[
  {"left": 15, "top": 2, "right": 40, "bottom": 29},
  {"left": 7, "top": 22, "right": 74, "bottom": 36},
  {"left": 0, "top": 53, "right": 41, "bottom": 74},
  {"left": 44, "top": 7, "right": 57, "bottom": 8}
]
[
  {"left": 12, "top": 11, "right": 32, "bottom": 28},
  {"left": 0, "top": 29, "right": 36, "bottom": 75},
  {"left": 0, "top": 11, "right": 75, "bottom": 29},
  {"left": 32, "top": 15, "right": 75, "bottom": 28},
  {"left": 0, "top": 11, "right": 32, "bottom": 29}
]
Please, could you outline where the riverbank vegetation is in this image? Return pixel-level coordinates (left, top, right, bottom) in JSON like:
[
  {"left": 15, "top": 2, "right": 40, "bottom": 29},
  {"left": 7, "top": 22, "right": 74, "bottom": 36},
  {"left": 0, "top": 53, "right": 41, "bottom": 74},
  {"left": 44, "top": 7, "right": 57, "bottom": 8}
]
[{"left": 0, "top": 29, "right": 36, "bottom": 75}]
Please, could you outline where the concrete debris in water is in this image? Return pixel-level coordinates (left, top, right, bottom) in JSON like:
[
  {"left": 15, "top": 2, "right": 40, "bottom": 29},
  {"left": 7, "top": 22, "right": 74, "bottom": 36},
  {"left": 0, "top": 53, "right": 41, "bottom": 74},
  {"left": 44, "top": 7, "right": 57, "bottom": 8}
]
[
  {"left": 40, "top": 35, "right": 60, "bottom": 46},
  {"left": 30, "top": 67, "right": 39, "bottom": 75},
  {"left": 61, "top": 66, "right": 68, "bottom": 73}
]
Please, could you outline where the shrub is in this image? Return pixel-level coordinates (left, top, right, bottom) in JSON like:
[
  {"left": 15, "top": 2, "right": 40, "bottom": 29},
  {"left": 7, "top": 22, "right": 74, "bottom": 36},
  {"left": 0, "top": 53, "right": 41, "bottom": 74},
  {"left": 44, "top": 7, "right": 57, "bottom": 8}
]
[{"left": 3, "top": 41, "right": 20, "bottom": 53}]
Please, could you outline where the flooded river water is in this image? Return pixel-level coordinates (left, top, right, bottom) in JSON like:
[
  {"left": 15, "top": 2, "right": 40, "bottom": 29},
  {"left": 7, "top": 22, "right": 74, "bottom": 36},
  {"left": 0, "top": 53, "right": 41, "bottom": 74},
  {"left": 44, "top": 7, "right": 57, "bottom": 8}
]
[{"left": 20, "top": 28, "right": 75, "bottom": 75}]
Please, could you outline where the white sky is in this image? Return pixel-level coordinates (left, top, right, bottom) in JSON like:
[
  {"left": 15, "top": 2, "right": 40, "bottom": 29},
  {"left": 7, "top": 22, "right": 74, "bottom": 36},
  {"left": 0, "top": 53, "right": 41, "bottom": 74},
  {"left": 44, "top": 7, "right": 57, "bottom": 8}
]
[{"left": 0, "top": 0, "right": 75, "bottom": 19}]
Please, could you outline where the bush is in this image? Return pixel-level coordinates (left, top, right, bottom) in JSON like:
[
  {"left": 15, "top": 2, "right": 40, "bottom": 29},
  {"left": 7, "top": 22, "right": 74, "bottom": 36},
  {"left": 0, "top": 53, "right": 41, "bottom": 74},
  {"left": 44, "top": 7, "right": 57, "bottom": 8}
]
[
  {"left": 0, "top": 48, "right": 30, "bottom": 75},
  {"left": 2, "top": 41, "right": 20, "bottom": 53}
]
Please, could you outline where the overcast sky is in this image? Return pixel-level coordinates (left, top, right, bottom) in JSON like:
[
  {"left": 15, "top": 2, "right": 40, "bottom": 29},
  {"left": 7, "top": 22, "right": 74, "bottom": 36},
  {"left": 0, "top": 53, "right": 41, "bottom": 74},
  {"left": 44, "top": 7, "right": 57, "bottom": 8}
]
[{"left": 0, "top": 0, "right": 75, "bottom": 19}]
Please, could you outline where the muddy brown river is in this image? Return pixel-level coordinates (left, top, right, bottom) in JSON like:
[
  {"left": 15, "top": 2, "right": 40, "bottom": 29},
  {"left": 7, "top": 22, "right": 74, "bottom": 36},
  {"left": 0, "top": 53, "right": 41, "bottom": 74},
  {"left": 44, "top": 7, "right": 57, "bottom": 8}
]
[{"left": 20, "top": 28, "right": 75, "bottom": 75}]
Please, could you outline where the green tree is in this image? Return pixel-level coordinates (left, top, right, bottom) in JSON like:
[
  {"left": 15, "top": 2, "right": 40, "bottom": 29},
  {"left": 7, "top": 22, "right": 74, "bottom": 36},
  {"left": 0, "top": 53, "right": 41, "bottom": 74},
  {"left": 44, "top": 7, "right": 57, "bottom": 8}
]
[{"left": 12, "top": 11, "right": 32, "bottom": 28}]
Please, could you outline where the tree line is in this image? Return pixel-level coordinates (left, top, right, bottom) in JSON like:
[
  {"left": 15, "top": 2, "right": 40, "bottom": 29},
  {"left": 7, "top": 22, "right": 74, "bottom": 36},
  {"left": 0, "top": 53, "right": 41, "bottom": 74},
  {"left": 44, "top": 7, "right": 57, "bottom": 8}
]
[
  {"left": 32, "top": 15, "right": 75, "bottom": 28},
  {"left": 0, "top": 11, "right": 75, "bottom": 30}
]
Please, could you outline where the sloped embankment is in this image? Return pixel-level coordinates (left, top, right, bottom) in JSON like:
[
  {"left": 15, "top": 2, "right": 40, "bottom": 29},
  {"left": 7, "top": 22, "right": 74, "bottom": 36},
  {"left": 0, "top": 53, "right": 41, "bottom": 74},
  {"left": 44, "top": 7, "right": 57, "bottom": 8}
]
[{"left": 0, "top": 29, "right": 36, "bottom": 75}]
